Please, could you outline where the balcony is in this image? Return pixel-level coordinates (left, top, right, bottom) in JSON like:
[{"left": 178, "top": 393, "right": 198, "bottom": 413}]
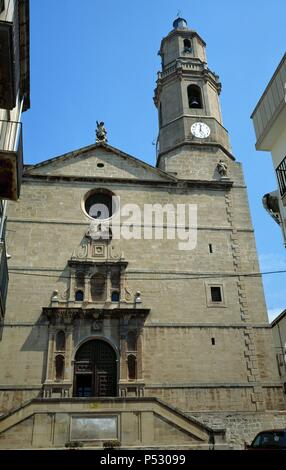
[
  {"left": 0, "top": 240, "right": 8, "bottom": 322},
  {"left": 276, "top": 157, "right": 286, "bottom": 204},
  {"left": 251, "top": 53, "right": 286, "bottom": 151},
  {"left": 0, "top": 120, "right": 23, "bottom": 200}
]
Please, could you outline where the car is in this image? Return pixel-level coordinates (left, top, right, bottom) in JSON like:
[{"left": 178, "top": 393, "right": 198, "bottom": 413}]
[{"left": 245, "top": 429, "right": 286, "bottom": 450}]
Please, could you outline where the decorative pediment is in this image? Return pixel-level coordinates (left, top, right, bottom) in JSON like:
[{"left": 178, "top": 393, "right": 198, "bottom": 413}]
[
  {"left": 45, "top": 226, "right": 146, "bottom": 316},
  {"left": 71, "top": 223, "right": 124, "bottom": 262},
  {"left": 24, "top": 142, "right": 176, "bottom": 182}
]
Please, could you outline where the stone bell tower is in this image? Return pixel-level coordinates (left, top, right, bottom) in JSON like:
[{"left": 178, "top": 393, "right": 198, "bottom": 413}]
[{"left": 154, "top": 18, "right": 232, "bottom": 178}]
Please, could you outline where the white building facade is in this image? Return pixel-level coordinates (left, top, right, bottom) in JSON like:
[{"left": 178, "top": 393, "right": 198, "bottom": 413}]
[{"left": 251, "top": 53, "right": 286, "bottom": 246}]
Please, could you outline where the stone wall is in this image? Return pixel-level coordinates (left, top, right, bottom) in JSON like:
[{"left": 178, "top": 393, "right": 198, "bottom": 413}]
[{"left": 192, "top": 411, "right": 286, "bottom": 449}]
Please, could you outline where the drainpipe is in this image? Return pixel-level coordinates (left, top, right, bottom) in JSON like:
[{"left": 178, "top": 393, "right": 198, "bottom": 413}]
[{"left": 0, "top": 201, "right": 7, "bottom": 241}]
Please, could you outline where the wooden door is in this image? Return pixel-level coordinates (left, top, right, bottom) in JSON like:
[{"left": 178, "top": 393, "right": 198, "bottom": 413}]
[{"left": 74, "top": 340, "right": 117, "bottom": 397}]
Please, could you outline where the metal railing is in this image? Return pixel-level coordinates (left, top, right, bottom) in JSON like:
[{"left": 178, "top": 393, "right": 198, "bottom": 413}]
[
  {"left": 276, "top": 156, "right": 286, "bottom": 199},
  {"left": 0, "top": 240, "right": 8, "bottom": 319}
]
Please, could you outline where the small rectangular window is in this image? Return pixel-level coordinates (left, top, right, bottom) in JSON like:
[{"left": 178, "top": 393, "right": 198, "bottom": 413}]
[
  {"left": 211, "top": 338, "right": 216, "bottom": 346},
  {"left": 211, "top": 286, "right": 222, "bottom": 302},
  {"left": 0, "top": 1, "right": 5, "bottom": 14},
  {"left": 209, "top": 244, "right": 213, "bottom": 254}
]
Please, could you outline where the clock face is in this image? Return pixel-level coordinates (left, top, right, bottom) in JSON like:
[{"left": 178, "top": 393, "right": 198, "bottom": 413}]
[{"left": 191, "top": 122, "right": 211, "bottom": 139}]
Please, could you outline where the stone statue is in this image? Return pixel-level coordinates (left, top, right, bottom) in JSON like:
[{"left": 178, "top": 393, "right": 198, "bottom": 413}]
[
  {"left": 217, "top": 160, "right": 228, "bottom": 177},
  {"left": 135, "top": 291, "right": 142, "bottom": 304},
  {"left": 96, "top": 121, "right": 108, "bottom": 143},
  {"left": 86, "top": 222, "right": 111, "bottom": 241},
  {"left": 51, "top": 290, "right": 59, "bottom": 303}
]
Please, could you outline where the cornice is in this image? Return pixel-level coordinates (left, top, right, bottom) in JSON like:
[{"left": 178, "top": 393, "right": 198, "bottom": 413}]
[
  {"left": 160, "top": 30, "right": 207, "bottom": 52},
  {"left": 42, "top": 306, "right": 151, "bottom": 323},
  {"left": 22, "top": 173, "right": 233, "bottom": 190},
  {"left": 157, "top": 141, "right": 236, "bottom": 163},
  {"left": 68, "top": 259, "right": 128, "bottom": 268}
]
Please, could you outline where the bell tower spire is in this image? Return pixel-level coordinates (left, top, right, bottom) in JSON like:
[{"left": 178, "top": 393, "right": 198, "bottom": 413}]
[{"left": 154, "top": 18, "right": 233, "bottom": 178}]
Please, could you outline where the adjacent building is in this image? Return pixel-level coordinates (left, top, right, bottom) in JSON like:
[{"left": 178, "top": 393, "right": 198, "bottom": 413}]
[
  {"left": 251, "top": 53, "right": 286, "bottom": 246},
  {"left": 0, "top": 0, "right": 30, "bottom": 325},
  {"left": 0, "top": 18, "right": 285, "bottom": 450},
  {"left": 272, "top": 310, "right": 286, "bottom": 391}
]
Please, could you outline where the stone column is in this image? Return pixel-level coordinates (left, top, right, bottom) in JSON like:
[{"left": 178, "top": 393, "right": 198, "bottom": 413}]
[
  {"left": 46, "top": 327, "right": 55, "bottom": 381},
  {"left": 106, "top": 266, "right": 111, "bottom": 302},
  {"left": 120, "top": 266, "right": 125, "bottom": 301},
  {"left": 64, "top": 326, "right": 73, "bottom": 383},
  {"left": 136, "top": 331, "right": 143, "bottom": 380},
  {"left": 69, "top": 267, "right": 75, "bottom": 303},
  {"left": 84, "top": 272, "right": 89, "bottom": 302}
]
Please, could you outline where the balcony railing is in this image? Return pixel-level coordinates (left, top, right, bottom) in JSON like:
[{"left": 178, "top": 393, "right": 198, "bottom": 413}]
[
  {"left": 0, "top": 241, "right": 8, "bottom": 321},
  {"left": 0, "top": 119, "right": 23, "bottom": 201},
  {"left": 276, "top": 157, "right": 286, "bottom": 199}
]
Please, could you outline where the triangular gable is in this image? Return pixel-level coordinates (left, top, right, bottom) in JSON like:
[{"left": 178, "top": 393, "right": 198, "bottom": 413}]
[{"left": 24, "top": 142, "right": 176, "bottom": 182}]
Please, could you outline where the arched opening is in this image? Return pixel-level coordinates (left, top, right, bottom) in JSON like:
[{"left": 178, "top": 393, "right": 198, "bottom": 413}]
[
  {"left": 74, "top": 339, "right": 117, "bottom": 397},
  {"left": 90, "top": 273, "right": 106, "bottom": 302},
  {"left": 183, "top": 38, "right": 192, "bottom": 52},
  {"left": 111, "top": 291, "right": 120, "bottom": 302},
  {"left": 56, "top": 330, "right": 65, "bottom": 351},
  {"left": 127, "top": 355, "right": 137, "bottom": 380},
  {"left": 75, "top": 290, "right": 84, "bottom": 301},
  {"left": 188, "top": 84, "right": 203, "bottom": 109},
  {"left": 55, "top": 355, "right": 65, "bottom": 381}
]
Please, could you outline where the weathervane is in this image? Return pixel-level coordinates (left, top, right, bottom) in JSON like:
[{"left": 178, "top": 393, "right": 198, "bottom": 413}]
[{"left": 176, "top": 9, "right": 182, "bottom": 17}]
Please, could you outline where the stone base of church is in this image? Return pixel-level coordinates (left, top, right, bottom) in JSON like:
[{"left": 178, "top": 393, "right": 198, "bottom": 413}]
[
  {"left": 0, "top": 396, "right": 286, "bottom": 449},
  {"left": 0, "top": 397, "right": 225, "bottom": 450}
]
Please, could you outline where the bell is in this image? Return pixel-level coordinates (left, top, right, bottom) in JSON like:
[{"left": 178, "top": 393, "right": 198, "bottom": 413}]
[{"left": 190, "top": 97, "right": 200, "bottom": 107}]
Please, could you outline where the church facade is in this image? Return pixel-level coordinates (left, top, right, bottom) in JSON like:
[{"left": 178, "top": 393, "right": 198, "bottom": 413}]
[{"left": 0, "top": 18, "right": 285, "bottom": 449}]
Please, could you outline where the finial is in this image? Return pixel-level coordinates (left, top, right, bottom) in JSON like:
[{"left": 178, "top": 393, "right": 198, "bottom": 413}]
[
  {"left": 96, "top": 121, "right": 108, "bottom": 143},
  {"left": 173, "top": 16, "right": 188, "bottom": 30}
]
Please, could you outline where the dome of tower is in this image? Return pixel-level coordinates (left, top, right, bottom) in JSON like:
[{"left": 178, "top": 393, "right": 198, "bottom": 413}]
[{"left": 172, "top": 17, "right": 188, "bottom": 30}]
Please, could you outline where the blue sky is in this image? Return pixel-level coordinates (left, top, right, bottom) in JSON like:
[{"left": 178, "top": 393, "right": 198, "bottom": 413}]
[{"left": 24, "top": 0, "right": 286, "bottom": 321}]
